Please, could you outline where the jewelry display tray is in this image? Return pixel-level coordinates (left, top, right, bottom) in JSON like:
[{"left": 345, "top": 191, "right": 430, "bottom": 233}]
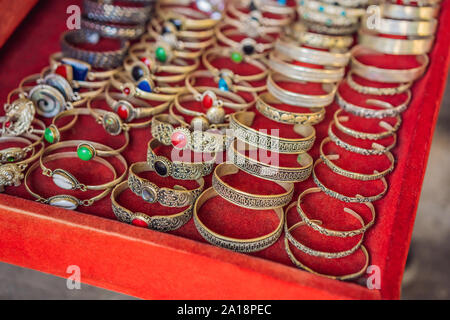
[{"left": 0, "top": 0, "right": 449, "bottom": 300}]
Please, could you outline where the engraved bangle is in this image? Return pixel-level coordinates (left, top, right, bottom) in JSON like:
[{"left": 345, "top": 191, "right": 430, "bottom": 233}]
[
  {"left": 312, "top": 159, "right": 389, "bottom": 202},
  {"left": 60, "top": 30, "right": 130, "bottom": 69},
  {"left": 157, "top": 5, "right": 220, "bottom": 30},
  {"left": 319, "top": 0, "right": 370, "bottom": 7},
  {"left": 334, "top": 109, "right": 401, "bottom": 140},
  {"left": 147, "top": 138, "right": 216, "bottom": 180},
  {"left": 297, "top": 188, "right": 376, "bottom": 238},
  {"left": 202, "top": 46, "right": 269, "bottom": 82},
  {"left": 268, "top": 51, "right": 345, "bottom": 83},
  {"left": 229, "top": 111, "right": 316, "bottom": 154},
  {"left": 361, "top": 15, "right": 438, "bottom": 37},
  {"left": 212, "top": 163, "right": 294, "bottom": 210},
  {"left": 298, "top": 0, "right": 366, "bottom": 17},
  {"left": 80, "top": 17, "right": 146, "bottom": 40},
  {"left": 347, "top": 71, "right": 412, "bottom": 96},
  {"left": 285, "top": 22, "right": 354, "bottom": 50},
  {"left": 194, "top": 187, "right": 284, "bottom": 253},
  {"left": 303, "top": 20, "right": 359, "bottom": 35},
  {"left": 351, "top": 46, "right": 429, "bottom": 83},
  {"left": 358, "top": 30, "right": 435, "bottom": 55},
  {"left": 336, "top": 89, "right": 412, "bottom": 119},
  {"left": 268, "top": 73, "right": 337, "bottom": 108},
  {"left": 275, "top": 37, "right": 351, "bottom": 67},
  {"left": 83, "top": 0, "right": 154, "bottom": 24},
  {"left": 222, "top": 13, "right": 282, "bottom": 37},
  {"left": 128, "top": 161, "right": 204, "bottom": 207},
  {"left": 298, "top": 7, "right": 359, "bottom": 27},
  {"left": 39, "top": 145, "right": 127, "bottom": 192},
  {"left": 111, "top": 181, "right": 193, "bottom": 232},
  {"left": 328, "top": 121, "right": 397, "bottom": 156},
  {"left": 386, "top": 0, "right": 442, "bottom": 6},
  {"left": 104, "top": 86, "right": 169, "bottom": 122},
  {"left": 228, "top": 139, "right": 313, "bottom": 183},
  {"left": 151, "top": 113, "right": 228, "bottom": 153},
  {"left": 285, "top": 203, "right": 365, "bottom": 259},
  {"left": 24, "top": 160, "right": 111, "bottom": 209},
  {"left": 320, "top": 137, "right": 395, "bottom": 180},
  {"left": 149, "top": 15, "right": 215, "bottom": 40},
  {"left": 256, "top": 92, "right": 326, "bottom": 126},
  {"left": 381, "top": 2, "right": 440, "bottom": 20}
]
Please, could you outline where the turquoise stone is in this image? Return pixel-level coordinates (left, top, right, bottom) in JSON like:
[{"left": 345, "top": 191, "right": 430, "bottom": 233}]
[
  {"left": 138, "top": 80, "right": 152, "bottom": 93},
  {"left": 218, "top": 78, "right": 229, "bottom": 91}
]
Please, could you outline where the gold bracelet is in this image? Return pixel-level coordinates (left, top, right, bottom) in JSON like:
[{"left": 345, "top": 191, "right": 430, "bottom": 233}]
[
  {"left": 299, "top": 0, "right": 366, "bottom": 17},
  {"left": 267, "top": 73, "right": 337, "bottom": 108},
  {"left": 256, "top": 92, "right": 326, "bottom": 126},
  {"left": 212, "top": 163, "right": 294, "bottom": 209},
  {"left": 320, "top": 137, "right": 395, "bottom": 180},
  {"left": 361, "top": 15, "right": 438, "bottom": 37},
  {"left": 297, "top": 188, "right": 376, "bottom": 238},
  {"left": 193, "top": 187, "right": 284, "bottom": 253},
  {"left": 298, "top": 7, "right": 359, "bottom": 27},
  {"left": 228, "top": 139, "right": 313, "bottom": 183},
  {"left": 346, "top": 71, "right": 412, "bottom": 96},
  {"left": 381, "top": 2, "right": 440, "bottom": 20},
  {"left": 128, "top": 161, "right": 204, "bottom": 207},
  {"left": 312, "top": 158, "right": 388, "bottom": 202},
  {"left": 149, "top": 15, "right": 216, "bottom": 40},
  {"left": 156, "top": 4, "right": 220, "bottom": 30},
  {"left": 0, "top": 136, "right": 36, "bottom": 164},
  {"left": 329, "top": 121, "right": 397, "bottom": 156},
  {"left": 229, "top": 111, "right": 316, "bottom": 153},
  {"left": 147, "top": 138, "right": 216, "bottom": 180},
  {"left": 39, "top": 142, "right": 127, "bottom": 191},
  {"left": 285, "top": 203, "right": 365, "bottom": 259},
  {"left": 151, "top": 113, "right": 228, "bottom": 152},
  {"left": 111, "top": 181, "right": 193, "bottom": 231}
]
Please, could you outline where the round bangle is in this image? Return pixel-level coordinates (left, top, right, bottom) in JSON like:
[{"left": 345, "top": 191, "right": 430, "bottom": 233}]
[
  {"left": 303, "top": 20, "right": 359, "bottom": 35},
  {"left": 156, "top": 4, "right": 220, "bottom": 30},
  {"left": 347, "top": 71, "right": 412, "bottom": 96},
  {"left": 40, "top": 143, "right": 127, "bottom": 191},
  {"left": 229, "top": 111, "right": 316, "bottom": 154},
  {"left": 104, "top": 86, "right": 169, "bottom": 122},
  {"left": 320, "top": 137, "right": 395, "bottom": 180},
  {"left": 256, "top": 92, "right": 326, "bottom": 126},
  {"left": 202, "top": 46, "right": 269, "bottom": 82},
  {"left": 0, "top": 136, "right": 35, "bottom": 164},
  {"left": 147, "top": 138, "right": 216, "bottom": 180},
  {"left": 151, "top": 113, "right": 228, "bottom": 152},
  {"left": 83, "top": 0, "right": 154, "bottom": 24},
  {"left": 268, "top": 50, "right": 345, "bottom": 83},
  {"left": 111, "top": 181, "right": 193, "bottom": 232},
  {"left": 80, "top": 17, "right": 146, "bottom": 40},
  {"left": 334, "top": 109, "right": 401, "bottom": 140},
  {"left": 361, "top": 15, "right": 438, "bottom": 37},
  {"left": 336, "top": 89, "right": 412, "bottom": 119},
  {"left": 319, "top": 0, "right": 370, "bottom": 7},
  {"left": 60, "top": 30, "right": 130, "bottom": 69},
  {"left": 228, "top": 139, "right": 313, "bottom": 183},
  {"left": 350, "top": 46, "right": 429, "bottom": 83},
  {"left": 193, "top": 187, "right": 284, "bottom": 253},
  {"left": 149, "top": 14, "right": 216, "bottom": 40},
  {"left": 380, "top": 2, "right": 440, "bottom": 20},
  {"left": 212, "top": 163, "right": 294, "bottom": 210},
  {"left": 285, "top": 202, "right": 365, "bottom": 259},
  {"left": 298, "top": 0, "right": 366, "bottom": 17},
  {"left": 24, "top": 160, "right": 111, "bottom": 209},
  {"left": 128, "top": 161, "right": 204, "bottom": 207},
  {"left": 267, "top": 73, "right": 337, "bottom": 108},
  {"left": 297, "top": 188, "right": 376, "bottom": 238},
  {"left": 298, "top": 7, "right": 359, "bottom": 27},
  {"left": 312, "top": 159, "right": 389, "bottom": 203},
  {"left": 328, "top": 121, "right": 397, "bottom": 156}
]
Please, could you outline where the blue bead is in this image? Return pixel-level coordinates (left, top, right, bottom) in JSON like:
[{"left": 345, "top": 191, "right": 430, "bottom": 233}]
[
  {"left": 61, "top": 58, "right": 90, "bottom": 81},
  {"left": 341, "top": 11, "right": 347, "bottom": 16},
  {"left": 277, "top": 0, "right": 287, "bottom": 5},
  {"left": 319, "top": 6, "right": 324, "bottom": 12},
  {"left": 138, "top": 80, "right": 152, "bottom": 93},
  {"left": 218, "top": 78, "right": 229, "bottom": 91}
]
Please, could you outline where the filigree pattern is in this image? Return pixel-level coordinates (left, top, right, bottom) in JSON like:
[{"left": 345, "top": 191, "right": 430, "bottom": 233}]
[{"left": 256, "top": 99, "right": 325, "bottom": 126}]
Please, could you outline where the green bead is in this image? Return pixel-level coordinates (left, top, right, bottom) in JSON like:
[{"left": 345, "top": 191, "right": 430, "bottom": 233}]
[
  {"left": 44, "top": 127, "right": 55, "bottom": 144},
  {"left": 155, "top": 46, "right": 167, "bottom": 62},
  {"left": 7, "top": 156, "right": 15, "bottom": 163},
  {"left": 231, "top": 51, "right": 243, "bottom": 63},
  {"left": 77, "top": 145, "right": 94, "bottom": 161}
]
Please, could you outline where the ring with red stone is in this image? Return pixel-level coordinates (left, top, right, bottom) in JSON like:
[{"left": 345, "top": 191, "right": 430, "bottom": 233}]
[
  {"left": 128, "top": 161, "right": 204, "bottom": 207},
  {"left": 111, "top": 181, "right": 194, "bottom": 232}
]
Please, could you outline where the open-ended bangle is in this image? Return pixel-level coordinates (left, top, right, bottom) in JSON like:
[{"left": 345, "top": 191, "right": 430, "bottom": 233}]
[
  {"left": 111, "top": 181, "right": 194, "bottom": 232},
  {"left": 128, "top": 161, "right": 204, "bottom": 207},
  {"left": 212, "top": 163, "right": 294, "bottom": 210},
  {"left": 320, "top": 137, "right": 395, "bottom": 180},
  {"left": 147, "top": 138, "right": 216, "bottom": 180},
  {"left": 297, "top": 188, "right": 376, "bottom": 238},
  {"left": 229, "top": 111, "right": 316, "bottom": 154},
  {"left": 267, "top": 73, "right": 337, "bottom": 108},
  {"left": 194, "top": 187, "right": 284, "bottom": 253},
  {"left": 336, "top": 90, "right": 412, "bottom": 119},
  {"left": 60, "top": 30, "right": 130, "bottom": 69},
  {"left": 256, "top": 92, "right": 326, "bottom": 126},
  {"left": 312, "top": 158, "right": 389, "bottom": 203},
  {"left": 346, "top": 71, "right": 412, "bottom": 96},
  {"left": 228, "top": 139, "right": 313, "bottom": 183}
]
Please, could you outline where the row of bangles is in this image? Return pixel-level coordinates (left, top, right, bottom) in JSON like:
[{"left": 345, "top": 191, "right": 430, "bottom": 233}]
[{"left": 0, "top": 0, "right": 441, "bottom": 281}]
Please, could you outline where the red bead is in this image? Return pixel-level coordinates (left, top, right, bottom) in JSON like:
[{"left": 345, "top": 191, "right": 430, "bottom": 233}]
[
  {"left": 55, "top": 65, "right": 68, "bottom": 79},
  {"left": 171, "top": 131, "right": 188, "bottom": 149},
  {"left": 140, "top": 57, "right": 151, "bottom": 68},
  {"left": 132, "top": 218, "right": 148, "bottom": 228},
  {"left": 202, "top": 94, "right": 213, "bottom": 109},
  {"left": 4, "top": 121, "right": 11, "bottom": 128},
  {"left": 123, "top": 87, "right": 131, "bottom": 96},
  {"left": 117, "top": 105, "right": 129, "bottom": 120}
]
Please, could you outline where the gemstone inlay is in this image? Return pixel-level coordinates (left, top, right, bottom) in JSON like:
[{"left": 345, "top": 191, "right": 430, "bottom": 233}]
[
  {"left": 52, "top": 171, "right": 76, "bottom": 190},
  {"left": 44, "top": 127, "right": 55, "bottom": 144},
  {"left": 137, "top": 80, "right": 152, "bottom": 93},
  {"left": 61, "top": 58, "right": 89, "bottom": 81},
  {"left": 171, "top": 131, "right": 188, "bottom": 149},
  {"left": 132, "top": 66, "right": 145, "bottom": 81},
  {"left": 218, "top": 78, "right": 229, "bottom": 91},
  {"left": 155, "top": 46, "right": 167, "bottom": 62},
  {"left": 231, "top": 51, "right": 243, "bottom": 63},
  {"left": 202, "top": 93, "right": 214, "bottom": 109},
  {"left": 117, "top": 105, "right": 129, "bottom": 120},
  {"left": 49, "top": 196, "right": 78, "bottom": 210},
  {"left": 77, "top": 145, "right": 94, "bottom": 161},
  {"left": 154, "top": 160, "right": 168, "bottom": 176},
  {"left": 142, "top": 187, "right": 157, "bottom": 203},
  {"left": 132, "top": 218, "right": 149, "bottom": 228}
]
